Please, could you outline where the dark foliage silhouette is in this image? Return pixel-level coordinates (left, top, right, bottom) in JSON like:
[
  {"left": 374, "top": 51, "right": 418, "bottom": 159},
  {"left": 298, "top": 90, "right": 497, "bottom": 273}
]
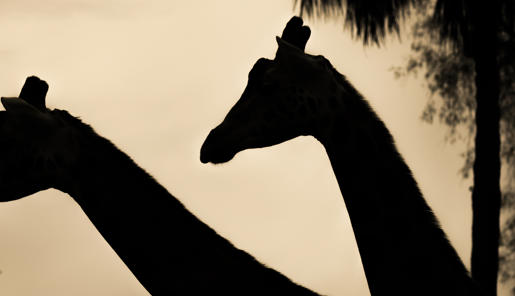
[{"left": 392, "top": 3, "right": 515, "bottom": 290}]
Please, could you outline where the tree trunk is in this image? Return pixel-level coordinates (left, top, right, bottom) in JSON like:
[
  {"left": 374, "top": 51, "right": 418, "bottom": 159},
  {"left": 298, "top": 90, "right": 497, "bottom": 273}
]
[{"left": 470, "top": 3, "right": 502, "bottom": 295}]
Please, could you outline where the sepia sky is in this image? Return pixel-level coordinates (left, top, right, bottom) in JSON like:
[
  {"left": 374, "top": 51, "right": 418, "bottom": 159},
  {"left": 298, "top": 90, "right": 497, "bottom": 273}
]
[{"left": 0, "top": 0, "right": 496, "bottom": 295}]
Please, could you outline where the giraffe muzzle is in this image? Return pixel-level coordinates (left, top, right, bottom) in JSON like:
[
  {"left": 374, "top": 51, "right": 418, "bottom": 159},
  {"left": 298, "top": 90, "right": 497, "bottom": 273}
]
[{"left": 200, "top": 128, "right": 237, "bottom": 164}]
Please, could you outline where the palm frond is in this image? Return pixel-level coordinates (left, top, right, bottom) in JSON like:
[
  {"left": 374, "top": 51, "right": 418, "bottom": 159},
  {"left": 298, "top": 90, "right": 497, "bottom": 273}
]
[
  {"left": 296, "top": 0, "right": 426, "bottom": 45},
  {"left": 432, "top": 0, "right": 474, "bottom": 52}
]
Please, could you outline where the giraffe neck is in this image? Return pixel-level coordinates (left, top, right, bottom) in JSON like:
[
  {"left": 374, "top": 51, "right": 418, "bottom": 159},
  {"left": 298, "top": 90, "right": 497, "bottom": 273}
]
[
  {"left": 58, "top": 119, "right": 316, "bottom": 295},
  {"left": 313, "top": 74, "right": 478, "bottom": 295}
]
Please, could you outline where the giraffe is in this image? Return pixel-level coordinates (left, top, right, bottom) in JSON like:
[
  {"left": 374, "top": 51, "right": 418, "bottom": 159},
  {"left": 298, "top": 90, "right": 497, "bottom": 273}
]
[
  {"left": 0, "top": 76, "right": 317, "bottom": 296},
  {"left": 200, "top": 17, "right": 482, "bottom": 296}
]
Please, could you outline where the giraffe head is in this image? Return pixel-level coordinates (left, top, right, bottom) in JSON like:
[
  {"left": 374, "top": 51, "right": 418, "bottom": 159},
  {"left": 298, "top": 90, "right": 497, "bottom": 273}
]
[
  {"left": 0, "top": 76, "right": 79, "bottom": 201},
  {"left": 200, "top": 17, "right": 339, "bottom": 164}
]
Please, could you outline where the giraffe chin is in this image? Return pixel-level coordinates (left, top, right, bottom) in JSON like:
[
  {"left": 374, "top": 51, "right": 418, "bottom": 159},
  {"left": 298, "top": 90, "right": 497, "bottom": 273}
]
[
  {"left": 199, "top": 137, "right": 238, "bottom": 164},
  {"left": 199, "top": 147, "right": 236, "bottom": 164}
]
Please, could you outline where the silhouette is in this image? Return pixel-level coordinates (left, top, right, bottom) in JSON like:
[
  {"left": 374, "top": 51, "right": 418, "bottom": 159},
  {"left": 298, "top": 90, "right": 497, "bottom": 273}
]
[
  {"left": 298, "top": 1, "right": 506, "bottom": 294},
  {"left": 0, "top": 76, "right": 317, "bottom": 295},
  {"left": 201, "top": 17, "right": 481, "bottom": 296}
]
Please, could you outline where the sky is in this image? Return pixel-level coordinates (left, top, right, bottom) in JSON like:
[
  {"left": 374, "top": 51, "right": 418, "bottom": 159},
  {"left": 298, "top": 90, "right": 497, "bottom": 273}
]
[{"left": 0, "top": 0, "right": 504, "bottom": 295}]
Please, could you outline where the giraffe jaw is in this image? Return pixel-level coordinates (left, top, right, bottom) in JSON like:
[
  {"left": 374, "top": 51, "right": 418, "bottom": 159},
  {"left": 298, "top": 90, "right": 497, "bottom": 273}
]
[
  {"left": 0, "top": 181, "right": 49, "bottom": 202},
  {"left": 200, "top": 123, "right": 304, "bottom": 164},
  {"left": 200, "top": 151, "right": 236, "bottom": 164}
]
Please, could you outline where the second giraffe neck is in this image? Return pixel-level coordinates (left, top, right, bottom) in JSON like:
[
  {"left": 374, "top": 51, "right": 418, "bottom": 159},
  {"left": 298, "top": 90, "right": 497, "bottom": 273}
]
[
  {"left": 315, "top": 79, "right": 478, "bottom": 295},
  {"left": 58, "top": 122, "right": 316, "bottom": 295}
]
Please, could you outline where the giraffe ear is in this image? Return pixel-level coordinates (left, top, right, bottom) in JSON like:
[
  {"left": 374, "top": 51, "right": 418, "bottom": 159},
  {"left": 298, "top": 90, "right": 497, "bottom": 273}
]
[
  {"left": 1, "top": 97, "right": 42, "bottom": 115},
  {"left": 1, "top": 97, "right": 56, "bottom": 128},
  {"left": 276, "top": 36, "right": 297, "bottom": 50},
  {"left": 275, "top": 36, "right": 304, "bottom": 59}
]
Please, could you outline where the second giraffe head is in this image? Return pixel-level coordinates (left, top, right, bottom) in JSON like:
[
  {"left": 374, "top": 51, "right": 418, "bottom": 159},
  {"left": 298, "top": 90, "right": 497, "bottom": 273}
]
[{"left": 200, "top": 17, "right": 341, "bottom": 164}]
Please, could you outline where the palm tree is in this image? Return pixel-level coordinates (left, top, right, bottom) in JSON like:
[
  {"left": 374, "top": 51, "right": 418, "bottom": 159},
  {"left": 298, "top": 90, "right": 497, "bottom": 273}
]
[{"left": 295, "top": 0, "right": 512, "bottom": 295}]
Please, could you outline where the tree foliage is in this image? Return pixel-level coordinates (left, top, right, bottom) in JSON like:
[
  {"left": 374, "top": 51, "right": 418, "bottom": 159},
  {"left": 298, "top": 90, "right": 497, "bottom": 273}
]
[{"left": 392, "top": 3, "right": 515, "bottom": 287}]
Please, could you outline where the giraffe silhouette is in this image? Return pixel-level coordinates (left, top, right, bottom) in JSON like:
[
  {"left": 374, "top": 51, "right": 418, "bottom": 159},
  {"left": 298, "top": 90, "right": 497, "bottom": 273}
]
[
  {"left": 0, "top": 76, "right": 317, "bottom": 295},
  {"left": 201, "top": 16, "right": 482, "bottom": 296}
]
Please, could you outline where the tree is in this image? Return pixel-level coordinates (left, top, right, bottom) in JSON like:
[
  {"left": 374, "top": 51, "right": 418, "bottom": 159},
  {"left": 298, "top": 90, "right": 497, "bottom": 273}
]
[
  {"left": 392, "top": 2, "right": 515, "bottom": 292},
  {"left": 296, "top": 0, "right": 513, "bottom": 294}
]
